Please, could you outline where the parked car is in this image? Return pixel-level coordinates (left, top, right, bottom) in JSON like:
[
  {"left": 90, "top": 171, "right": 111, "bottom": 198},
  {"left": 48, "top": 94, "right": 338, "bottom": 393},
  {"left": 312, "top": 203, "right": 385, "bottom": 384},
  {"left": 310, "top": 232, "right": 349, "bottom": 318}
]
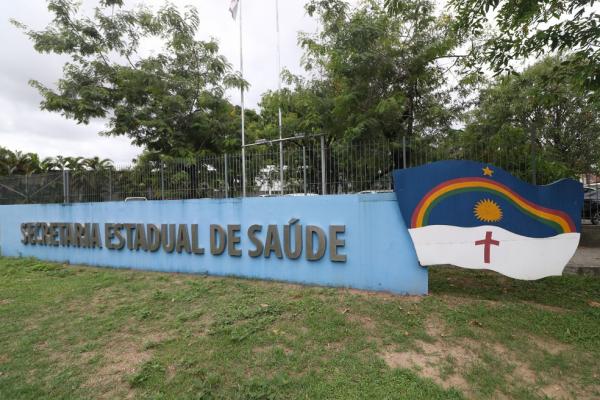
[{"left": 582, "top": 190, "right": 600, "bottom": 225}]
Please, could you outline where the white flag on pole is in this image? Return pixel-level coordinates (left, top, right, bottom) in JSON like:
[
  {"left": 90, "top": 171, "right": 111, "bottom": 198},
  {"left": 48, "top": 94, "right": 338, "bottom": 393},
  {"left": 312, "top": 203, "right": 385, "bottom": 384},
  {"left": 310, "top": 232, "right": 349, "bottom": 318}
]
[{"left": 229, "top": 0, "right": 239, "bottom": 20}]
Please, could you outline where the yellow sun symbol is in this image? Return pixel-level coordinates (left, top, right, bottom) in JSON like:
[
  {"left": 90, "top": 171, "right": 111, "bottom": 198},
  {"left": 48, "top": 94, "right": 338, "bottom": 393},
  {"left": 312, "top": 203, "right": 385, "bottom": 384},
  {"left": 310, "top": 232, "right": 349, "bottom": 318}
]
[{"left": 474, "top": 199, "right": 503, "bottom": 223}]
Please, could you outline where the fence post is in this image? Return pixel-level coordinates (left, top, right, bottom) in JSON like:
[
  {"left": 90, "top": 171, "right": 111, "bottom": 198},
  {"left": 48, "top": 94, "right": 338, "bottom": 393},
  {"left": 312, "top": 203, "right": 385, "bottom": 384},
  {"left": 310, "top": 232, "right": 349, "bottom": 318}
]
[
  {"left": 60, "top": 171, "right": 64, "bottom": 203},
  {"left": 402, "top": 136, "right": 407, "bottom": 169},
  {"left": 279, "top": 143, "right": 285, "bottom": 195},
  {"left": 224, "top": 153, "right": 229, "bottom": 198},
  {"left": 242, "top": 147, "right": 247, "bottom": 198},
  {"left": 108, "top": 169, "right": 112, "bottom": 201},
  {"left": 160, "top": 161, "right": 165, "bottom": 200},
  {"left": 66, "top": 170, "right": 69, "bottom": 204},
  {"left": 530, "top": 126, "right": 537, "bottom": 185},
  {"left": 320, "top": 135, "right": 327, "bottom": 195},
  {"left": 62, "top": 169, "right": 69, "bottom": 204},
  {"left": 302, "top": 145, "right": 307, "bottom": 195}
]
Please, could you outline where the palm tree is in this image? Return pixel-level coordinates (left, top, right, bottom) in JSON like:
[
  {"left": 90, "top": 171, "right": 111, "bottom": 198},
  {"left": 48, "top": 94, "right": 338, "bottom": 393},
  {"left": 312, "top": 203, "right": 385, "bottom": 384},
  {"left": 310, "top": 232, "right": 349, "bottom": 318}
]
[
  {"left": 9, "top": 151, "right": 41, "bottom": 175},
  {"left": 83, "top": 157, "right": 114, "bottom": 171},
  {"left": 65, "top": 156, "right": 85, "bottom": 172},
  {"left": 0, "top": 147, "right": 14, "bottom": 176},
  {"left": 41, "top": 156, "right": 70, "bottom": 171}
]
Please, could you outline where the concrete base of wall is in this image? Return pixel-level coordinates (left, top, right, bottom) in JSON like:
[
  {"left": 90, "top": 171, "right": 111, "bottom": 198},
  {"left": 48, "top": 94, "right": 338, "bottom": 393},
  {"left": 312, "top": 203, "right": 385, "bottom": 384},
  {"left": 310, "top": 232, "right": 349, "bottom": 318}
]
[
  {"left": 580, "top": 225, "right": 600, "bottom": 247},
  {"left": 563, "top": 265, "right": 600, "bottom": 277},
  {"left": 564, "top": 246, "right": 600, "bottom": 277}
]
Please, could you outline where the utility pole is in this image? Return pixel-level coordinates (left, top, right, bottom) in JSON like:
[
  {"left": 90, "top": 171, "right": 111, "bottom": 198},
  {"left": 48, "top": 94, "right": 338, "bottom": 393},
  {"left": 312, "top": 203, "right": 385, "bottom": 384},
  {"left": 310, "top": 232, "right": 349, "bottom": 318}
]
[
  {"left": 275, "top": 0, "right": 284, "bottom": 194},
  {"left": 232, "top": 0, "right": 247, "bottom": 197}
]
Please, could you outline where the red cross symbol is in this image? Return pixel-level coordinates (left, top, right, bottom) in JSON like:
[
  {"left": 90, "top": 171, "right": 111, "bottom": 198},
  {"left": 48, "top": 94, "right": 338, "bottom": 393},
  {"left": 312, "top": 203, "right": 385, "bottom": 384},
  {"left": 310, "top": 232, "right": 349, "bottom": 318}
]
[{"left": 475, "top": 231, "right": 500, "bottom": 264}]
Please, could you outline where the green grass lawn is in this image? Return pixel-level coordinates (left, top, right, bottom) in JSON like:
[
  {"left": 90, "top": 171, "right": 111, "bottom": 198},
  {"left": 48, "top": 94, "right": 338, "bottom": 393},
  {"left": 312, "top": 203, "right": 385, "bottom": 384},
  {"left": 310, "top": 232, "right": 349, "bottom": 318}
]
[{"left": 0, "top": 257, "right": 598, "bottom": 399}]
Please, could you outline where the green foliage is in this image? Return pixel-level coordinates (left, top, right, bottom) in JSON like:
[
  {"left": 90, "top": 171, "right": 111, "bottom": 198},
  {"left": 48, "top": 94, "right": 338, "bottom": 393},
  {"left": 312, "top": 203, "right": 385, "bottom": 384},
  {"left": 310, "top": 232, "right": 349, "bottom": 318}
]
[
  {"left": 411, "top": 0, "right": 600, "bottom": 89},
  {"left": 258, "top": 72, "right": 327, "bottom": 140},
  {"left": 13, "top": 0, "right": 246, "bottom": 156},
  {"left": 461, "top": 56, "right": 600, "bottom": 181},
  {"left": 296, "top": 0, "right": 459, "bottom": 144},
  {"left": 0, "top": 149, "right": 42, "bottom": 176},
  {"left": 0, "top": 147, "right": 114, "bottom": 177}
]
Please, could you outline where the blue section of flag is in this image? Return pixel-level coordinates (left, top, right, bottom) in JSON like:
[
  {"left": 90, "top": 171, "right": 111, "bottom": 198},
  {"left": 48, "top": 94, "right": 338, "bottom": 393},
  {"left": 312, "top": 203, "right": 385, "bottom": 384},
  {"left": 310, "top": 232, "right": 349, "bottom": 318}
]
[{"left": 392, "top": 160, "right": 583, "bottom": 238}]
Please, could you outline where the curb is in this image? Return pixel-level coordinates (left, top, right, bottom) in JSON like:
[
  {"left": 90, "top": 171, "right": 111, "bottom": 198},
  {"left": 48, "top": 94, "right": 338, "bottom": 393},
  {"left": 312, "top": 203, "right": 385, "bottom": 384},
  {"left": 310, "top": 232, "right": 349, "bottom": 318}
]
[
  {"left": 580, "top": 225, "right": 600, "bottom": 248},
  {"left": 563, "top": 265, "right": 600, "bottom": 277}
]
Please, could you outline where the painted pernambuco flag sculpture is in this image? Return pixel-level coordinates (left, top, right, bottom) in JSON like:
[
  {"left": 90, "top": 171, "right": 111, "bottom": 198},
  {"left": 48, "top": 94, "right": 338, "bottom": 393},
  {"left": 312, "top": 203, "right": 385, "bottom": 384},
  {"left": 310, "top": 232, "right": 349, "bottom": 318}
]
[{"left": 393, "top": 161, "right": 583, "bottom": 280}]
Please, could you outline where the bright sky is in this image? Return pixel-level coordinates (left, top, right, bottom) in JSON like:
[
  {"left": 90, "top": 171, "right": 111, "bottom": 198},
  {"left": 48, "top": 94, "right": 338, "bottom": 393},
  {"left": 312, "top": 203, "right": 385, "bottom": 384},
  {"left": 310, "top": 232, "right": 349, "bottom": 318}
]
[{"left": 0, "top": 0, "right": 319, "bottom": 163}]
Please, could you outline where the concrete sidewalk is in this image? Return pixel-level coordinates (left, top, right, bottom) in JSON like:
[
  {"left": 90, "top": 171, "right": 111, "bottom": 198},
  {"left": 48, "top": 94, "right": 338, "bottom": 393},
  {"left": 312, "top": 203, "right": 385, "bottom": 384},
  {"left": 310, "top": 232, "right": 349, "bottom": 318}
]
[{"left": 564, "top": 247, "right": 600, "bottom": 277}]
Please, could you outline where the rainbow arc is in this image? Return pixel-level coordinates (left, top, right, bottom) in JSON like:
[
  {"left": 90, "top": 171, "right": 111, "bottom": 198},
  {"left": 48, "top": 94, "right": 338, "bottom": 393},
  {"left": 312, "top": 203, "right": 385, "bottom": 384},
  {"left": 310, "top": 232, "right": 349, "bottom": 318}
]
[{"left": 410, "top": 177, "right": 576, "bottom": 234}]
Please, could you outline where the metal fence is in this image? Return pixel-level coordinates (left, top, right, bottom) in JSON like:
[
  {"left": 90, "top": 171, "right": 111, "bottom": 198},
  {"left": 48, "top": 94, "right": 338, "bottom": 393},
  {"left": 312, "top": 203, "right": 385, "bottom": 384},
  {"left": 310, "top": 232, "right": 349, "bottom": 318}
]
[{"left": 0, "top": 137, "right": 598, "bottom": 224}]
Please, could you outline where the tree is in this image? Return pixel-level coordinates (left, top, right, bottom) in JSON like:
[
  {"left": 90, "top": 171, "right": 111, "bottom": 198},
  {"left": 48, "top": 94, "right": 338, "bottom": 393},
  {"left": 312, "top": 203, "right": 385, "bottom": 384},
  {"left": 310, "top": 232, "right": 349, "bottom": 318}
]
[
  {"left": 299, "top": 0, "right": 459, "bottom": 145},
  {"left": 13, "top": 0, "right": 246, "bottom": 157},
  {"left": 258, "top": 73, "right": 328, "bottom": 140},
  {"left": 388, "top": 0, "right": 600, "bottom": 89},
  {"left": 0, "top": 147, "right": 14, "bottom": 176},
  {"left": 462, "top": 56, "right": 600, "bottom": 183},
  {"left": 0, "top": 149, "right": 42, "bottom": 176},
  {"left": 263, "top": 0, "right": 461, "bottom": 191},
  {"left": 83, "top": 156, "right": 114, "bottom": 171},
  {"left": 41, "top": 156, "right": 67, "bottom": 171}
]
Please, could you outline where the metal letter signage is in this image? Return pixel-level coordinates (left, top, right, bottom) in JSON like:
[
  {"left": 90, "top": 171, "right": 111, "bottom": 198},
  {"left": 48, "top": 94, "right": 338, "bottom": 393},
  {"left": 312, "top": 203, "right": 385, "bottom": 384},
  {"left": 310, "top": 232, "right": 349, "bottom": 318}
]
[
  {"left": 393, "top": 160, "right": 583, "bottom": 280},
  {"left": 19, "top": 222, "right": 345, "bottom": 262}
]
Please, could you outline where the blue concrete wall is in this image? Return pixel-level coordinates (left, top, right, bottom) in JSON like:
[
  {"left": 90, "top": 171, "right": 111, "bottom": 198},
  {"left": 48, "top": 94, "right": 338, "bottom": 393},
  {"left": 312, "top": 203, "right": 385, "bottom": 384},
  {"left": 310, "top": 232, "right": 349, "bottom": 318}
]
[{"left": 0, "top": 193, "right": 427, "bottom": 294}]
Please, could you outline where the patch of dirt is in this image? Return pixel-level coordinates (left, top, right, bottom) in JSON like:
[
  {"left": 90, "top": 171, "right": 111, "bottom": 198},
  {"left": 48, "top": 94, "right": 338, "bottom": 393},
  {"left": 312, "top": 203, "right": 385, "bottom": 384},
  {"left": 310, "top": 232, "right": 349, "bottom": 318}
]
[
  {"left": 299, "top": 326, "right": 309, "bottom": 335},
  {"left": 325, "top": 342, "right": 344, "bottom": 352},
  {"left": 342, "top": 310, "right": 376, "bottom": 332},
  {"left": 491, "top": 343, "right": 537, "bottom": 385},
  {"left": 34, "top": 341, "right": 49, "bottom": 352},
  {"left": 379, "top": 315, "right": 597, "bottom": 399},
  {"left": 84, "top": 334, "right": 151, "bottom": 399},
  {"left": 252, "top": 345, "right": 293, "bottom": 356},
  {"left": 343, "top": 288, "right": 424, "bottom": 302},
  {"left": 165, "top": 364, "right": 177, "bottom": 382},
  {"left": 252, "top": 345, "right": 270, "bottom": 354},
  {"left": 0, "top": 299, "right": 12, "bottom": 305},
  {"left": 379, "top": 315, "right": 572, "bottom": 399},
  {"left": 36, "top": 340, "right": 73, "bottom": 365},
  {"left": 188, "top": 313, "right": 214, "bottom": 337},
  {"left": 423, "top": 314, "right": 448, "bottom": 338},
  {"left": 532, "top": 336, "right": 570, "bottom": 356},
  {"left": 381, "top": 346, "right": 470, "bottom": 393},
  {"left": 67, "top": 287, "right": 121, "bottom": 314},
  {"left": 521, "top": 301, "right": 568, "bottom": 314},
  {"left": 83, "top": 329, "right": 174, "bottom": 399},
  {"left": 540, "top": 384, "right": 571, "bottom": 400},
  {"left": 588, "top": 300, "right": 600, "bottom": 308},
  {"left": 142, "top": 331, "right": 172, "bottom": 348}
]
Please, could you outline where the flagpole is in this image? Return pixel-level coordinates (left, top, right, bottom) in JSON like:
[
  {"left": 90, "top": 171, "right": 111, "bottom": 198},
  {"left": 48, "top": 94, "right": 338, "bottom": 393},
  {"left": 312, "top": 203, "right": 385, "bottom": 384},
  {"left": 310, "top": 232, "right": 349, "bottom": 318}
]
[
  {"left": 276, "top": 0, "right": 284, "bottom": 194},
  {"left": 239, "top": 0, "right": 246, "bottom": 197}
]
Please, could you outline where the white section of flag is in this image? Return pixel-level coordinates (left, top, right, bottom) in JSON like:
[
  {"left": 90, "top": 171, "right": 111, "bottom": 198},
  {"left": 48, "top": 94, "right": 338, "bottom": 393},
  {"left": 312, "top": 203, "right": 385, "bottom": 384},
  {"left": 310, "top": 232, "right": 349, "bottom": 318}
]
[
  {"left": 408, "top": 225, "right": 580, "bottom": 280},
  {"left": 229, "top": 0, "right": 240, "bottom": 19}
]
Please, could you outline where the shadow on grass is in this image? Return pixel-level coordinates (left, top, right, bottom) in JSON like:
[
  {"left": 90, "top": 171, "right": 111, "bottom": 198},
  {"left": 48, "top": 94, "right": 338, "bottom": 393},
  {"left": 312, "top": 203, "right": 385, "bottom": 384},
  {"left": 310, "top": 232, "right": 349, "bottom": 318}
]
[{"left": 428, "top": 266, "right": 600, "bottom": 310}]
